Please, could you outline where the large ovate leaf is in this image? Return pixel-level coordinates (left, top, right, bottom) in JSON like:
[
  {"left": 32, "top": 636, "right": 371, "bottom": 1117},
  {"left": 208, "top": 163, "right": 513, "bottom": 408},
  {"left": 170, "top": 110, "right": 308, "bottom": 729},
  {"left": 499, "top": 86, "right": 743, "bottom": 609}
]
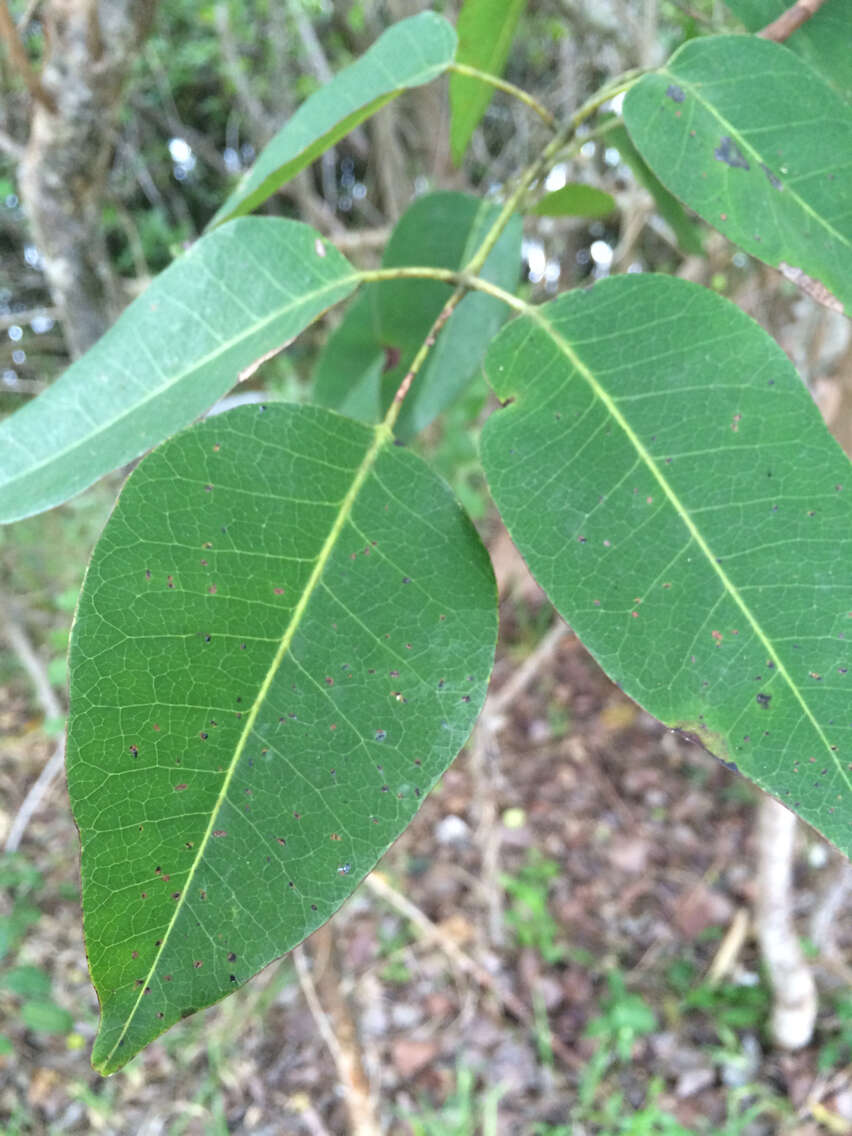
[
  {"left": 725, "top": 0, "right": 852, "bottom": 102},
  {"left": 209, "top": 12, "right": 457, "bottom": 229},
  {"left": 481, "top": 276, "right": 852, "bottom": 854},
  {"left": 623, "top": 36, "right": 852, "bottom": 313},
  {"left": 313, "top": 192, "right": 521, "bottom": 439},
  {"left": 449, "top": 0, "right": 528, "bottom": 166},
  {"left": 0, "top": 220, "right": 358, "bottom": 524},
  {"left": 67, "top": 402, "right": 496, "bottom": 1073}
]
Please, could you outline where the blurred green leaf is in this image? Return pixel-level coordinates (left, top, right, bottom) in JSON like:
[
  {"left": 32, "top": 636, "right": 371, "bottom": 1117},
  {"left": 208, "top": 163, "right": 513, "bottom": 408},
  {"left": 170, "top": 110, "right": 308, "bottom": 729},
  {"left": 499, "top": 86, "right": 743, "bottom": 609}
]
[
  {"left": 210, "top": 13, "right": 457, "bottom": 227},
  {"left": 1, "top": 966, "right": 52, "bottom": 998},
  {"left": 531, "top": 184, "right": 616, "bottom": 218},
  {"left": 21, "top": 1001, "right": 74, "bottom": 1034},
  {"left": 450, "top": 0, "right": 528, "bottom": 165}
]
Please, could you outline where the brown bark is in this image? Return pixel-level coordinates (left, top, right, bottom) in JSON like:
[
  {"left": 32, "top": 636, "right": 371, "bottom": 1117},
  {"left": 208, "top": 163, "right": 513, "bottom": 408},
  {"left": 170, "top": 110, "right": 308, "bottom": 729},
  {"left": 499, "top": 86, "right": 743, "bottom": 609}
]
[{"left": 17, "top": 1, "right": 157, "bottom": 358}]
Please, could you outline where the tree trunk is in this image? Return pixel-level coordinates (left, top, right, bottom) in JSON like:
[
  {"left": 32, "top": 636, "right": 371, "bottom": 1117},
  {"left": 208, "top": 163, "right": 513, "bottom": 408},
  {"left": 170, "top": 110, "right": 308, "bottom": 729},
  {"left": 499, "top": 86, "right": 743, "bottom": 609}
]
[{"left": 18, "top": 0, "right": 157, "bottom": 358}]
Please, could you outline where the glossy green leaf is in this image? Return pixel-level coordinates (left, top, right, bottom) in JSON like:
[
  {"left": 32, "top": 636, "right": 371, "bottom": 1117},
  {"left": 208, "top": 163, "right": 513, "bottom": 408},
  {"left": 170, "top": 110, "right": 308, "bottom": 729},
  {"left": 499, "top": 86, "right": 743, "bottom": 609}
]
[
  {"left": 449, "top": 0, "right": 527, "bottom": 165},
  {"left": 623, "top": 36, "right": 852, "bottom": 313},
  {"left": 725, "top": 0, "right": 852, "bottom": 102},
  {"left": 530, "top": 184, "right": 616, "bottom": 218},
  {"left": 481, "top": 275, "right": 852, "bottom": 854},
  {"left": 313, "top": 192, "right": 521, "bottom": 439},
  {"left": 0, "top": 220, "right": 358, "bottom": 524},
  {"left": 209, "top": 13, "right": 457, "bottom": 229},
  {"left": 605, "top": 121, "right": 705, "bottom": 257},
  {"left": 67, "top": 403, "right": 496, "bottom": 1073}
]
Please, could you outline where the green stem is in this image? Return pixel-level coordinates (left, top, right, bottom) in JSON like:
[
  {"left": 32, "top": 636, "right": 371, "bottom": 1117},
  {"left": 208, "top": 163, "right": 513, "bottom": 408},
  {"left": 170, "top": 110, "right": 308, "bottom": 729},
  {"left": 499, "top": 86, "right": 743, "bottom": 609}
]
[
  {"left": 377, "top": 68, "right": 643, "bottom": 432},
  {"left": 448, "top": 61, "right": 557, "bottom": 130},
  {"left": 358, "top": 266, "right": 528, "bottom": 313}
]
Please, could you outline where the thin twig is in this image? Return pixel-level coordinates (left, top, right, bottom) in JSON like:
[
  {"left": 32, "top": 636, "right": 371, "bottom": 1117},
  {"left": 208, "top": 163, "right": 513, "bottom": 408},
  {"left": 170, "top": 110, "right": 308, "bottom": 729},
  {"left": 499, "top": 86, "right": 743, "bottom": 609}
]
[
  {"left": 449, "top": 61, "right": 557, "bottom": 130},
  {"left": 0, "top": 0, "right": 55, "bottom": 111},
  {"left": 365, "top": 870, "right": 583, "bottom": 1070},
  {"left": 758, "top": 0, "right": 827, "bottom": 42},
  {"left": 294, "top": 929, "right": 381, "bottom": 1136},
  {"left": 1, "top": 610, "right": 67, "bottom": 852}
]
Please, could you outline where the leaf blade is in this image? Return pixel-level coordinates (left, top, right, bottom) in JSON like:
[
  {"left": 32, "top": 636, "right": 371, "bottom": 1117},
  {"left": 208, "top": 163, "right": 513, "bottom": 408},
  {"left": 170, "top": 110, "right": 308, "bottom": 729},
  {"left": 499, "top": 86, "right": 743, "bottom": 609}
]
[
  {"left": 210, "top": 12, "right": 457, "bottom": 228},
  {"left": 530, "top": 184, "right": 617, "bottom": 218},
  {"left": 0, "top": 219, "right": 359, "bottom": 524},
  {"left": 67, "top": 403, "right": 496, "bottom": 1073},
  {"left": 724, "top": 0, "right": 852, "bottom": 102},
  {"left": 449, "top": 0, "right": 528, "bottom": 165},
  {"left": 623, "top": 36, "right": 852, "bottom": 312},
  {"left": 481, "top": 275, "right": 852, "bottom": 854}
]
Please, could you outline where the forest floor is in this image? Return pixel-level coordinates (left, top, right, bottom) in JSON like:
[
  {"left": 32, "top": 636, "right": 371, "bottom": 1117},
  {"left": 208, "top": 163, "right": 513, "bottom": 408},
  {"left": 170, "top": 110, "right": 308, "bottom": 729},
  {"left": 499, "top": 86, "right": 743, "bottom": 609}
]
[{"left": 2, "top": 538, "right": 852, "bottom": 1136}]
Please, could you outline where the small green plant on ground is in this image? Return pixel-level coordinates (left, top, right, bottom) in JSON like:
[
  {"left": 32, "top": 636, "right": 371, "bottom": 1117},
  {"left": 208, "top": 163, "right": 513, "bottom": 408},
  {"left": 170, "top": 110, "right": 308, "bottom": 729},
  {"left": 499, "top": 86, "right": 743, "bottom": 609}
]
[
  {"left": 502, "top": 849, "right": 566, "bottom": 964},
  {"left": 0, "top": 0, "right": 849, "bottom": 1073}
]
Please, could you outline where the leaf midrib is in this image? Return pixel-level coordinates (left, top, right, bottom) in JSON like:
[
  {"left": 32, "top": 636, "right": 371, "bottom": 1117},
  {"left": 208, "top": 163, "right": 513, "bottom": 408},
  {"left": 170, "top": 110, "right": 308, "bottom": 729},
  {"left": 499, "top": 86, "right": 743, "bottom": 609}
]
[
  {"left": 527, "top": 304, "right": 851, "bottom": 791},
  {"left": 654, "top": 64, "right": 849, "bottom": 253},
  {"left": 0, "top": 275, "right": 359, "bottom": 512},
  {"left": 98, "top": 417, "right": 392, "bottom": 1072}
]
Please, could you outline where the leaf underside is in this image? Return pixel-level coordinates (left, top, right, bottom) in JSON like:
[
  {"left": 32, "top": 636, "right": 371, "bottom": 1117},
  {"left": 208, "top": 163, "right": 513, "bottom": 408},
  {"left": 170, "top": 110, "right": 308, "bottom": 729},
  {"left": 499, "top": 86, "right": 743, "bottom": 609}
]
[
  {"left": 0, "top": 219, "right": 358, "bottom": 524},
  {"left": 481, "top": 275, "right": 852, "bottom": 855},
  {"left": 209, "top": 12, "right": 457, "bottom": 228},
  {"left": 68, "top": 403, "right": 497, "bottom": 1073},
  {"left": 624, "top": 36, "right": 852, "bottom": 313}
]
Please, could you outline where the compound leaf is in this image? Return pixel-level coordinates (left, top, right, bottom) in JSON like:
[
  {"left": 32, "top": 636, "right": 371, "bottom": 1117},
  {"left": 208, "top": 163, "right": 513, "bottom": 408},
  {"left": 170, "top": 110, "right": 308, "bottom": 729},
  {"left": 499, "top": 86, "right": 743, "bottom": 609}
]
[
  {"left": 0, "top": 220, "right": 358, "bottom": 524},
  {"left": 481, "top": 275, "right": 852, "bottom": 855},
  {"left": 68, "top": 403, "right": 496, "bottom": 1073},
  {"left": 623, "top": 36, "right": 852, "bottom": 313}
]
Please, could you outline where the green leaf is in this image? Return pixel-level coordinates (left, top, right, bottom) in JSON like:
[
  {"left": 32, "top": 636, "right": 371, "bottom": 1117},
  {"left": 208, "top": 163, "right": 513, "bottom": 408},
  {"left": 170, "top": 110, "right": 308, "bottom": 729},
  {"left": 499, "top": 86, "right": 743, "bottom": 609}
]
[
  {"left": 313, "top": 192, "right": 521, "bottom": 439},
  {"left": 209, "top": 13, "right": 457, "bottom": 229},
  {"left": 67, "top": 403, "right": 496, "bottom": 1073},
  {"left": 530, "top": 184, "right": 616, "bottom": 218},
  {"left": 0, "top": 965, "right": 52, "bottom": 998},
  {"left": 0, "top": 220, "right": 358, "bottom": 524},
  {"left": 21, "top": 1001, "right": 74, "bottom": 1034},
  {"left": 623, "top": 36, "right": 852, "bottom": 313},
  {"left": 605, "top": 121, "right": 705, "bottom": 257},
  {"left": 449, "top": 0, "right": 528, "bottom": 166},
  {"left": 313, "top": 290, "right": 384, "bottom": 423},
  {"left": 480, "top": 275, "right": 852, "bottom": 855},
  {"left": 724, "top": 0, "right": 852, "bottom": 102}
]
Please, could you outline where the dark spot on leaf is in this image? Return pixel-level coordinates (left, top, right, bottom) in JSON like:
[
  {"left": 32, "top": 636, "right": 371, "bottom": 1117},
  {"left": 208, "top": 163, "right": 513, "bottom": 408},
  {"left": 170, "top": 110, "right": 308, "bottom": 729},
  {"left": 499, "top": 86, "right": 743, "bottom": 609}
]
[
  {"left": 129, "top": 745, "right": 138, "bottom": 757},
  {"left": 666, "top": 84, "right": 685, "bottom": 103},
  {"left": 760, "top": 162, "right": 782, "bottom": 189},
  {"left": 714, "top": 136, "right": 749, "bottom": 169},
  {"left": 174, "top": 783, "right": 187, "bottom": 792},
  {"left": 213, "top": 829, "right": 227, "bottom": 838},
  {"left": 756, "top": 693, "right": 771, "bottom": 707},
  {"left": 375, "top": 729, "right": 387, "bottom": 741},
  {"left": 228, "top": 952, "right": 237, "bottom": 961}
]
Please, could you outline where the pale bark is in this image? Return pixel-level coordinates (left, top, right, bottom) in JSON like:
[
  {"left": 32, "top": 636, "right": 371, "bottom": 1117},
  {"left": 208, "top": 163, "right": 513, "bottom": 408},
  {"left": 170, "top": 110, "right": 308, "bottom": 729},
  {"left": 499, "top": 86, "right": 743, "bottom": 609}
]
[
  {"left": 17, "top": 0, "right": 157, "bottom": 357},
  {"left": 755, "top": 794, "right": 817, "bottom": 1049}
]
